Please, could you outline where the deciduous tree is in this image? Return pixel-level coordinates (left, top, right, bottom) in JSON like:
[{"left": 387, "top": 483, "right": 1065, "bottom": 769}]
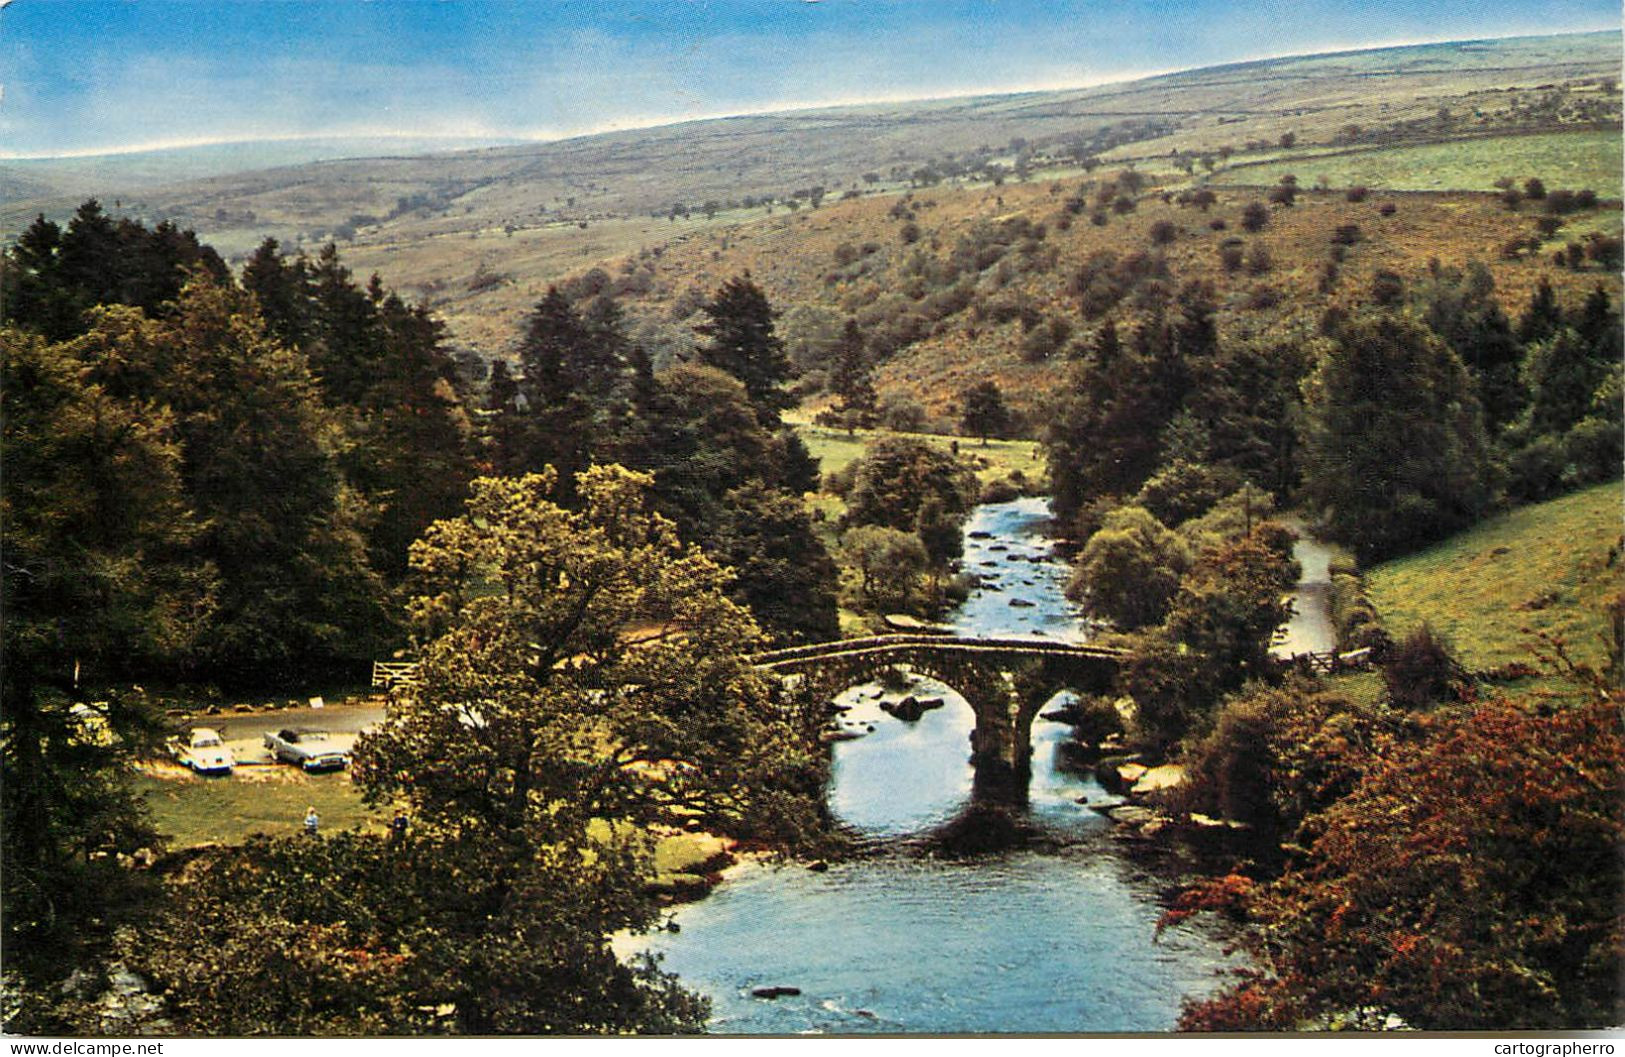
[
  {"left": 959, "top": 380, "right": 1011, "bottom": 444},
  {"left": 1300, "top": 310, "right": 1493, "bottom": 561}
]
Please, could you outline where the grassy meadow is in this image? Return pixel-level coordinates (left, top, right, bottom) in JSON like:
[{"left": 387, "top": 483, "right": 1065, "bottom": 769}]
[
  {"left": 136, "top": 763, "right": 724, "bottom": 886},
  {"left": 1222, "top": 130, "right": 1623, "bottom": 194},
  {"left": 796, "top": 421, "right": 1046, "bottom": 484},
  {"left": 1365, "top": 480, "right": 1623, "bottom": 673},
  {"left": 134, "top": 765, "right": 380, "bottom": 848}
]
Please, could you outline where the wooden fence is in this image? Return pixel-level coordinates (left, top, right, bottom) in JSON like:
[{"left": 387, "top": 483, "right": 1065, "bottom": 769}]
[
  {"left": 1281, "top": 647, "right": 1373, "bottom": 676},
  {"left": 371, "top": 661, "right": 420, "bottom": 689}
]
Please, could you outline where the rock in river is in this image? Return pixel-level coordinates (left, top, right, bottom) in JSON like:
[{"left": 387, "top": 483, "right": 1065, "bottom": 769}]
[
  {"left": 752, "top": 986, "right": 802, "bottom": 999},
  {"left": 1106, "top": 805, "right": 1159, "bottom": 826},
  {"left": 882, "top": 695, "right": 945, "bottom": 721}
]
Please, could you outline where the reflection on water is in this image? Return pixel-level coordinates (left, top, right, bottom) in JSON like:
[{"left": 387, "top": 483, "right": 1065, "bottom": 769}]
[{"left": 620, "top": 498, "right": 1234, "bottom": 1033}]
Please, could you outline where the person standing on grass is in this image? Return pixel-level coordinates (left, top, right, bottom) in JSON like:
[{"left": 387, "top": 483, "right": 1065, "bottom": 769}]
[{"left": 304, "top": 806, "right": 319, "bottom": 837}]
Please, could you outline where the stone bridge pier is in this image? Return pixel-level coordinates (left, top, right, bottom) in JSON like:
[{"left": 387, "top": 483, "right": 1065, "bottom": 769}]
[{"left": 752, "top": 635, "right": 1125, "bottom": 803}]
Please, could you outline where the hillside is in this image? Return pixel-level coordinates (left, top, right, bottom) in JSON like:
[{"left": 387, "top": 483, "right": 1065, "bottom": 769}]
[
  {"left": 4, "top": 31, "right": 1616, "bottom": 258},
  {"left": 2, "top": 31, "right": 1618, "bottom": 425},
  {"left": 0, "top": 135, "right": 527, "bottom": 205},
  {"left": 1366, "top": 481, "right": 1624, "bottom": 672},
  {"left": 610, "top": 177, "right": 1620, "bottom": 420}
]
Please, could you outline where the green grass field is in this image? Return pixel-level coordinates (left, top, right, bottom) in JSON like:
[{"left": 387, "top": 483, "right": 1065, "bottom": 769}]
[
  {"left": 1224, "top": 131, "right": 1623, "bottom": 194},
  {"left": 135, "top": 766, "right": 380, "bottom": 848},
  {"left": 795, "top": 423, "right": 1047, "bottom": 485},
  {"left": 1365, "top": 481, "right": 1623, "bottom": 672},
  {"left": 137, "top": 765, "right": 724, "bottom": 882}
]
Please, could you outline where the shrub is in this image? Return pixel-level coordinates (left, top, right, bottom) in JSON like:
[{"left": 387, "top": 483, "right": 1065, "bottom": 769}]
[
  {"left": 840, "top": 525, "right": 928, "bottom": 611},
  {"left": 1369, "top": 269, "right": 1405, "bottom": 305},
  {"left": 1240, "top": 202, "right": 1269, "bottom": 232},
  {"left": 1070, "top": 494, "right": 1123, "bottom": 544},
  {"left": 1506, "top": 433, "right": 1569, "bottom": 502},
  {"left": 979, "top": 476, "right": 1021, "bottom": 504},
  {"left": 1328, "top": 569, "right": 1386, "bottom": 651},
  {"left": 1118, "top": 633, "right": 1208, "bottom": 752},
  {"left": 1565, "top": 414, "right": 1624, "bottom": 486},
  {"left": 1218, "top": 242, "right": 1245, "bottom": 272},
  {"left": 1177, "top": 695, "right": 1625, "bottom": 1031},
  {"left": 1585, "top": 234, "right": 1623, "bottom": 270},
  {"left": 1247, "top": 284, "right": 1282, "bottom": 310},
  {"left": 1132, "top": 460, "right": 1244, "bottom": 526},
  {"left": 1245, "top": 245, "right": 1273, "bottom": 276},
  {"left": 1067, "top": 694, "right": 1125, "bottom": 749},
  {"left": 1381, "top": 623, "right": 1468, "bottom": 710},
  {"left": 1378, "top": 202, "right": 1397, "bottom": 216},
  {"left": 878, "top": 396, "right": 927, "bottom": 433},
  {"left": 1331, "top": 223, "right": 1362, "bottom": 246},
  {"left": 1545, "top": 189, "right": 1592, "bottom": 215},
  {"left": 1172, "top": 681, "right": 1384, "bottom": 832},
  {"left": 822, "top": 461, "right": 859, "bottom": 498},
  {"left": 1020, "top": 318, "right": 1072, "bottom": 362},
  {"left": 1149, "top": 220, "right": 1179, "bottom": 245},
  {"left": 1345, "top": 186, "right": 1370, "bottom": 202}
]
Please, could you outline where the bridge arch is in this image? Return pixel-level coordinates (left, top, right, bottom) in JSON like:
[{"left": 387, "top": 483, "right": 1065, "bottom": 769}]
[{"left": 753, "top": 636, "right": 1125, "bottom": 792}]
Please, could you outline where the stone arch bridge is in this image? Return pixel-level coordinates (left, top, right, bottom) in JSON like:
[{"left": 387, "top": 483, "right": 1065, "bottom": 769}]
[{"left": 749, "top": 635, "right": 1127, "bottom": 789}]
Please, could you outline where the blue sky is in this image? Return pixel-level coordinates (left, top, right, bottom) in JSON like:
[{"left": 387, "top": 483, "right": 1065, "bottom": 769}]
[{"left": 2, "top": 0, "right": 1619, "bottom": 157}]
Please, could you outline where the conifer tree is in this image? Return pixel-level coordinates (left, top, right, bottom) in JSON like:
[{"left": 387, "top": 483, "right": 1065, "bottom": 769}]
[
  {"left": 500, "top": 288, "right": 596, "bottom": 500},
  {"left": 829, "top": 319, "right": 878, "bottom": 433},
  {"left": 1517, "top": 277, "right": 1563, "bottom": 346},
  {"left": 695, "top": 275, "right": 794, "bottom": 424},
  {"left": 241, "top": 237, "right": 314, "bottom": 350},
  {"left": 1418, "top": 262, "right": 1526, "bottom": 433}
]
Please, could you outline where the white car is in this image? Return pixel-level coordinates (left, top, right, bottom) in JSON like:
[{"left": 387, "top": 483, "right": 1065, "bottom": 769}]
[
  {"left": 170, "top": 727, "right": 236, "bottom": 775},
  {"left": 264, "top": 728, "right": 350, "bottom": 772}
]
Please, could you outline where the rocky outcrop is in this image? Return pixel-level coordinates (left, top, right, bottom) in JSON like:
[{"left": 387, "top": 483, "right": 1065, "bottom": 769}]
[
  {"left": 1093, "top": 753, "right": 1144, "bottom": 794},
  {"left": 1130, "top": 764, "right": 1185, "bottom": 795}
]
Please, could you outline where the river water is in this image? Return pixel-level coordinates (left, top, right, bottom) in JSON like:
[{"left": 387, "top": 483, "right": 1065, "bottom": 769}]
[{"left": 620, "top": 498, "right": 1236, "bottom": 1034}]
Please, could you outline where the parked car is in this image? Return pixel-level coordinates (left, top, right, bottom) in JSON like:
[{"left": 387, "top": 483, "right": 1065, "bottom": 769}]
[
  {"left": 170, "top": 727, "right": 235, "bottom": 774},
  {"left": 264, "top": 728, "right": 350, "bottom": 772}
]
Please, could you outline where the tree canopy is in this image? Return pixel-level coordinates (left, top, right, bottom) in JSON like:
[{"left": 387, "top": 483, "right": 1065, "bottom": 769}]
[
  {"left": 959, "top": 380, "right": 1012, "bottom": 444},
  {"left": 1301, "top": 310, "right": 1493, "bottom": 562},
  {"left": 357, "top": 467, "right": 823, "bottom": 846}
]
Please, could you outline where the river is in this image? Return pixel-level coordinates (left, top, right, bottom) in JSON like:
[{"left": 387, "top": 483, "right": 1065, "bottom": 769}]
[{"left": 618, "top": 498, "right": 1237, "bottom": 1034}]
